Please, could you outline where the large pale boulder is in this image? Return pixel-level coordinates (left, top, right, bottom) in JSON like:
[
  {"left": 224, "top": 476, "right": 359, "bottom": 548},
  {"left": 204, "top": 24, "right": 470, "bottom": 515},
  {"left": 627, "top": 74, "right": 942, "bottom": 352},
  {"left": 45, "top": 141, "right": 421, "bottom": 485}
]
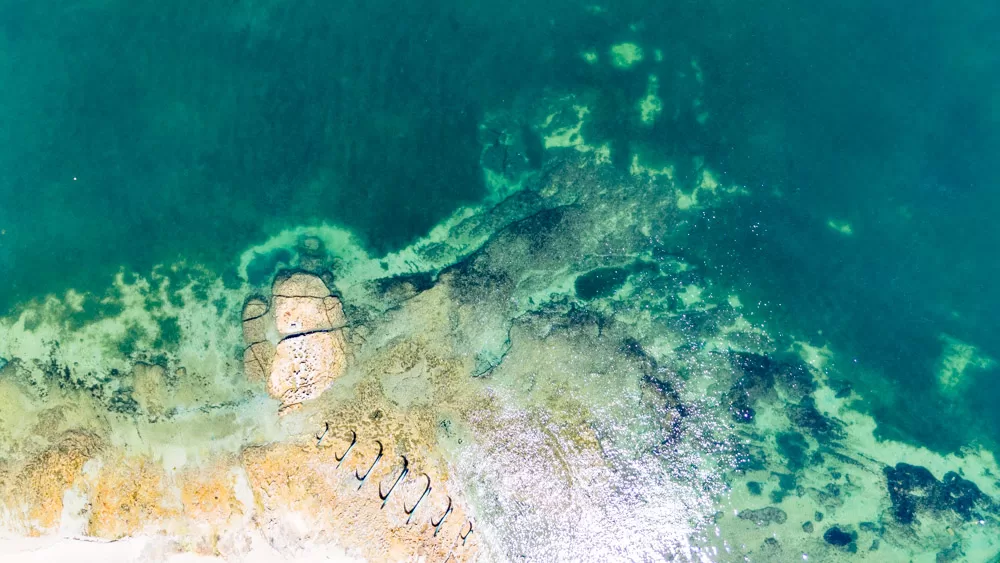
[
  {"left": 242, "top": 273, "right": 349, "bottom": 410},
  {"left": 268, "top": 331, "right": 347, "bottom": 407},
  {"left": 272, "top": 274, "right": 346, "bottom": 336}
]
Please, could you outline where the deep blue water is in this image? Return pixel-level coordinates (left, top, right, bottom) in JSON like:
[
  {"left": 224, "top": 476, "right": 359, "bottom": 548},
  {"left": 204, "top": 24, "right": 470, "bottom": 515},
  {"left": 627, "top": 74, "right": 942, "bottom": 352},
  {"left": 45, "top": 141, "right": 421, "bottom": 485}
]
[{"left": 1, "top": 0, "right": 998, "bottom": 456}]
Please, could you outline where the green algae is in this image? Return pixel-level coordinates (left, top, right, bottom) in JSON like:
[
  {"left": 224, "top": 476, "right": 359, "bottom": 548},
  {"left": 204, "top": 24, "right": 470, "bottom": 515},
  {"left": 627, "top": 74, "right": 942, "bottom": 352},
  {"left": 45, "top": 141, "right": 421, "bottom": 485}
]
[
  {"left": 574, "top": 260, "right": 658, "bottom": 300},
  {"left": 776, "top": 431, "right": 809, "bottom": 471},
  {"left": 152, "top": 316, "right": 181, "bottom": 351},
  {"left": 116, "top": 325, "right": 148, "bottom": 358},
  {"left": 575, "top": 266, "right": 631, "bottom": 300},
  {"left": 65, "top": 295, "right": 127, "bottom": 332}
]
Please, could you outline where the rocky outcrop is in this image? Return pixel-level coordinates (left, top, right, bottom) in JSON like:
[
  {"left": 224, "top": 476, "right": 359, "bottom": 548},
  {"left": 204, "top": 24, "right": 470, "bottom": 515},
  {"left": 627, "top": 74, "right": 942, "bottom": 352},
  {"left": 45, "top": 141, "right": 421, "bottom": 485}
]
[
  {"left": 242, "top": 297, "right": 275, "bottom": 384},
  {"left": 268, "top": 331, "right": 348, "bottom": 407},
  {"left": 242, "top": 273, "right": 348, "bottom": 411},
  {"left": 272, "top": 273, "right": 346, "bottom": 336},
  {"left": 884, "top": 462, "right": 993, "bottom": 524}
]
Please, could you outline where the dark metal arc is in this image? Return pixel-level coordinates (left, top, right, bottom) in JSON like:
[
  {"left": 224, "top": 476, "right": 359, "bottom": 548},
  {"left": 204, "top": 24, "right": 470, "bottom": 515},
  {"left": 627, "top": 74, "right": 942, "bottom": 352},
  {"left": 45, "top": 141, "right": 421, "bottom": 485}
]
[
  {"left": 431, "top": 496, "right": 453, "bottom": 537},
  {"left": 378, "top": 456, "right": 409, "bottom": 509},
  {"left": 315, "top": 422, "right": 330, "bottom": 447},
  {"left": 354, "top": 440, "right": 383, "bottom": 489},
  {"left": 403, "top": 473, "right": 432, "bottom": 524},
  {"left": 336, "top": 430, "right": 358, "bottom": 467},
  {"left": 460, "top": 521, "right": 473, "bottom": 545}
]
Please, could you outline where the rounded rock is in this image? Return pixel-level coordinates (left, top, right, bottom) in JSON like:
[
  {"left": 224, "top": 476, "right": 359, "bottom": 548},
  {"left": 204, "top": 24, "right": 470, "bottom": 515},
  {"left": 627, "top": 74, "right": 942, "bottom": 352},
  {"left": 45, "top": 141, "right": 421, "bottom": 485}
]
[
  {"left": 242, "top": 297, "right": 269, "bottom": 322},
  {"left": 823, "top": 526, "right": 855, "bottom": 547},
  {"left": 272, "top": 272, "right": 331, "bottom": 298}
]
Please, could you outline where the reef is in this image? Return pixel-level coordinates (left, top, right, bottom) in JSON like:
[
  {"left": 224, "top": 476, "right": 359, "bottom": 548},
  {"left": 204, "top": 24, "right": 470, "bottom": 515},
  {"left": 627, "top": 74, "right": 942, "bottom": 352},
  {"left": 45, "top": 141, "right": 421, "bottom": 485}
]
[
  {"left": 242, "top": 272, "right": 349, "bottom": 413},
  {"left": 885, "top": 462, "right": 994, "bottom": 524},
  {"left": 0, "top": 88, "right": 999, "bottom": 562}
]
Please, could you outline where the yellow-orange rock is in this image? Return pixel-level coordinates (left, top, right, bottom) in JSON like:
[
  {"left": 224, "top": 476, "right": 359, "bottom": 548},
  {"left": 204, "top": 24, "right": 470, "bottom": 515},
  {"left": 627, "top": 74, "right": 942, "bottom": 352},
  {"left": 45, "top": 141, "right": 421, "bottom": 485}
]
[
  {"left": 10, "top": 431, "right": 102, "bottom": 534},
  {"left": 242, "top": 273, "right": 350, "bottom": 410},
  {"left": 87, "top": 457, "right": 169, "bottom": 539}
]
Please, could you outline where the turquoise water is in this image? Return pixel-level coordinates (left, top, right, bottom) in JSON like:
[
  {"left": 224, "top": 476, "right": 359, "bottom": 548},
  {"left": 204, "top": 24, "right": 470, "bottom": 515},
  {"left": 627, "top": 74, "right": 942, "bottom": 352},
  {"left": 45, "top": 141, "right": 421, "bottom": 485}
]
[
  {"left": 4, "top": 0, "right": 995, "bottom": 455},
  {"left": 2, "top": 0, "right": 1000, "bottom": 559}
]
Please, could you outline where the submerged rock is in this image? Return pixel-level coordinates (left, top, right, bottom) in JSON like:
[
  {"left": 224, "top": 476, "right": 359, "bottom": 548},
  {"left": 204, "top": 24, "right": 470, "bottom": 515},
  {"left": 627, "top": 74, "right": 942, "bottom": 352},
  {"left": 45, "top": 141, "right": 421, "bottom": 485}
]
[
  {"left": 885, "top": 463, "right": 937, "bottom": 524},
  {"left": 935, "top": 542, "right": 964, "bottom": 563},
  {"left": 760, "top": 537, "right": 781, "bottom": 556},
  {"left": 726, "top": 352, "right": 817, "bottom": 424},
  {"left": 822, "top": 526, "right": 855, "bottom": 546},
  {"left": 884, "top": 462, "right": 991, "bottom": 524},
  {"left": 575, "top": 266, "right": 632, "bottom": 300},
  {"left": 730, "top": 403, "right": 756, "bottom": 424},
  {"left": 775, "top": 432, "right": 810, "bottom": 471},
  {"left": 729, "top": 352, "right": 776, "bottom": 399},
  {"left": 574, "top": 261, "right": 659, "bottom": 301},
  {"left": 737, "top": 506, "right": 787, "bottom": 526},
  {"left": 940, "top": 471, "right": 989, "bottom": 521},
  {"left": 241, "top": 296, "right": 270, "bottom": 342},
  {"left": 787, "top": 397, "right": 845, "bottom": 441}
]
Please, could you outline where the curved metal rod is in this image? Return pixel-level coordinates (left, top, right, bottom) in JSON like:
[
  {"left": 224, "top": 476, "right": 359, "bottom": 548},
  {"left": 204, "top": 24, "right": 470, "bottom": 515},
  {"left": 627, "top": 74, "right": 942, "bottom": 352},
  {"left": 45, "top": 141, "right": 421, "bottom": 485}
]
[
  {"left": 335, "top": 430, "right": 357, "bottom": 468},
  {"left": 403, "top": 473, "right": 432, "bottom": 524},
  {"left": 354, "top": 440, "right": 383, "bottom": 489},
  {"left": 431, "top": 496, "right": 453, "bottom": 537},
  {"left": 378, "top": 456, "right": 409, "bottom": 509},
  {"left": 315, "top": 422, "right": 330, "bottom": 447},
  {"left": 459, "top": 521, "right": 473, "bottom": 545}
]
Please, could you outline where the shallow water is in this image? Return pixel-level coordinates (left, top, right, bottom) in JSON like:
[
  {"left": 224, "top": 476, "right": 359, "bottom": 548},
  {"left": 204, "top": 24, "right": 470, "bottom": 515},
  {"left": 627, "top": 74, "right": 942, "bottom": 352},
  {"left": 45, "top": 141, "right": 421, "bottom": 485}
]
[{"left": 1, "top": 1, "right": 999, "bottom": 561}]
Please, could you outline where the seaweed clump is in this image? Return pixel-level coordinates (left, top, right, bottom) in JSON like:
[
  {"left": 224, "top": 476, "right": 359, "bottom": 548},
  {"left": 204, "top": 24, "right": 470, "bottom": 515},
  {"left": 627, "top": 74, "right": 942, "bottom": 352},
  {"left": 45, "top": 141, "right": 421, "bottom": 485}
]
[
  {"left": 786, "top": 397, "right": 845, "bottom": 441},
  {"left": 574, "top": 261, "right": 659, "bottom": 301},
  {"left": 726, "top": 352, "right": 817, "bottom": 424},
  {"left": 737, "top": 506, "right": 787, "bottom": 526},
  {"left": 884, "top": 462, "right": 993, "bottom": 524},
  {"left": 822, "top": 526, "right": 856, "bottom": 547}
]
